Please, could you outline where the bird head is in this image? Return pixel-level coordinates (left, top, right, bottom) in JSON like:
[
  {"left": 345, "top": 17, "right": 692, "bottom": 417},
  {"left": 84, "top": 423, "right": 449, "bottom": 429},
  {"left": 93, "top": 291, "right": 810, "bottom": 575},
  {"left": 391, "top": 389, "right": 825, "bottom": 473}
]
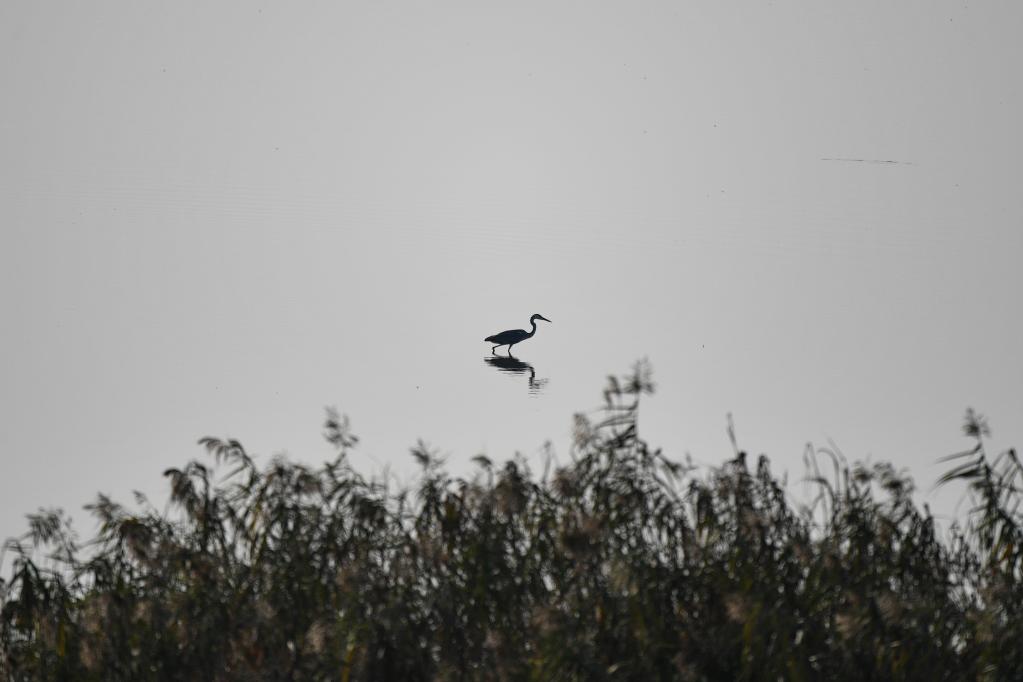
[{"left": 531, "top": 314, "right": 552, "bottom": 323}]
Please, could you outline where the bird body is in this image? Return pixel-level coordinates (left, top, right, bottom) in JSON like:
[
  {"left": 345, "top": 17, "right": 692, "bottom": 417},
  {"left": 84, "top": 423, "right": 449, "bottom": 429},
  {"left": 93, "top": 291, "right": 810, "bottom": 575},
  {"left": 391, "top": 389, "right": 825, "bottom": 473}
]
[{"left": 485, "top": 314, "right": 551, "bottom": 355}]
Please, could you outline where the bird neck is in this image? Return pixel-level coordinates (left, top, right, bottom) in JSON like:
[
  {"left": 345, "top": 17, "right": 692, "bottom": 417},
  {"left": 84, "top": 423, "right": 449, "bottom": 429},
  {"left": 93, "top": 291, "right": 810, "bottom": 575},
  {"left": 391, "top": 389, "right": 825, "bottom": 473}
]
[{"left": 528, "top": 319, "right": 537, "bottom": 336}]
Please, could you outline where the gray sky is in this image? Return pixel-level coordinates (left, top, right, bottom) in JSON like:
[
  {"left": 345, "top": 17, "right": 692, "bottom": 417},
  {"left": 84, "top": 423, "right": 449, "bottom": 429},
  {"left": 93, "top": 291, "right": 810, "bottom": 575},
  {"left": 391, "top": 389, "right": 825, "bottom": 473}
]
[{"left": 2, "top": 1, "right": 1021, "bottom": 543}]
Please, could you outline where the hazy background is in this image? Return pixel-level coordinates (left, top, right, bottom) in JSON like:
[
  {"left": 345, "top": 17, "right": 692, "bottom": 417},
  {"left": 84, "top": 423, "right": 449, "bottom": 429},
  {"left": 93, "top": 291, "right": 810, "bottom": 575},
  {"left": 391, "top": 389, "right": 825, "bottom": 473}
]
[{"left": 2, "top": 1, "right": 1021, "bottom": 544}]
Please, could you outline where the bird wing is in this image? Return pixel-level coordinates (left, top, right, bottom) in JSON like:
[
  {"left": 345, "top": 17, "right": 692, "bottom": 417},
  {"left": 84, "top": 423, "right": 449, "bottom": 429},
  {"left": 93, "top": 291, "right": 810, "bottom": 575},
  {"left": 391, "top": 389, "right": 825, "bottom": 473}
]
[{"left": 485, "top": 329, "right": 526, "bottom": 344}]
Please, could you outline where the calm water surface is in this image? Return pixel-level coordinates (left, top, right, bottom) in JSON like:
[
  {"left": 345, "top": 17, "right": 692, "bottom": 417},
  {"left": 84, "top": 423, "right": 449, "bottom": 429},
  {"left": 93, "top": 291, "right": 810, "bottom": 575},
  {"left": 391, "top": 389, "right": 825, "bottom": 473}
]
[
  {"left": 4, "top": 0, "right": 1022, "bottom": 567},
  {"left": 2, "top": 181, "right": 1020, "bottom": 546}
]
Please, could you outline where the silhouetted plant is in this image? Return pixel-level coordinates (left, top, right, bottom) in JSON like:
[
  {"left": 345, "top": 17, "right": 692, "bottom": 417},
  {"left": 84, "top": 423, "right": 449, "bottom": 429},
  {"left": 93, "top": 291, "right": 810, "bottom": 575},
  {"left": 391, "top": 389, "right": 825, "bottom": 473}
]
[{"left": 1, "top": 363, "right": 1020, "bottom": 680}]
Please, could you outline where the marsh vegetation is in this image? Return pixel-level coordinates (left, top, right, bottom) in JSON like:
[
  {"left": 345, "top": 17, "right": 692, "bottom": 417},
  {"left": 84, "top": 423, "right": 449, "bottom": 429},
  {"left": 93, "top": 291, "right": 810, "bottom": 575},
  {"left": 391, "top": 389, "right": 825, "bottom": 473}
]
[{"left": 2, "top": 363, "right": 1021, "bottom": 680}]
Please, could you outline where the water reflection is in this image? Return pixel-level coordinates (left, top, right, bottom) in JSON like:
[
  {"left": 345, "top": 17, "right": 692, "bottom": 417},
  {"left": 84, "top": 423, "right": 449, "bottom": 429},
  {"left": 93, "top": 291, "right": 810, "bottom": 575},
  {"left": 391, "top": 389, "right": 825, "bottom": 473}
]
[{"left": 484, "top": 355, "right": 549, "bottom": 395}]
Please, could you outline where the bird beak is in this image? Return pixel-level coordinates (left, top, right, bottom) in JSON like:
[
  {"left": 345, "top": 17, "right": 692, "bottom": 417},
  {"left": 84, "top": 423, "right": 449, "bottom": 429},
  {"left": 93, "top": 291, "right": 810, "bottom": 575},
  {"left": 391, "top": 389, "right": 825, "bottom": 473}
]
[{"left": 541, "top": 316, "right": 552, "bottom": 323}]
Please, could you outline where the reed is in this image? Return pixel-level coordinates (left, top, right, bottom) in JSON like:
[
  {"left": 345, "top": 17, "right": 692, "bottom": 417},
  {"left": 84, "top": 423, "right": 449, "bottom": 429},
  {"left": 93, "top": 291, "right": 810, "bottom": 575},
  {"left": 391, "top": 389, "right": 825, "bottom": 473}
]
[{"left": 2, "top": 362, "right": 1020, "bottom": 680}]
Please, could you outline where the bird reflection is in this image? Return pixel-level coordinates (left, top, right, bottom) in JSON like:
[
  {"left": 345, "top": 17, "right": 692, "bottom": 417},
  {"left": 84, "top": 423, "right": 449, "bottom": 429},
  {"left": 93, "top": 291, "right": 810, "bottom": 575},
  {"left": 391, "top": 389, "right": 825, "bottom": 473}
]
[{"left": 485, "top": 355, "right": 549, "bottom": 394}]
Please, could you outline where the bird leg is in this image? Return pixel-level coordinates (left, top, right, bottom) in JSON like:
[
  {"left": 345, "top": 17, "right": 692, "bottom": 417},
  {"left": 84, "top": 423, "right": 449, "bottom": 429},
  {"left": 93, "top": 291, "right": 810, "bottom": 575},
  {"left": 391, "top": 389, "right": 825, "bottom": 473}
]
[{"left": 491, "top": 345, "right": 499, "bottom": 354}]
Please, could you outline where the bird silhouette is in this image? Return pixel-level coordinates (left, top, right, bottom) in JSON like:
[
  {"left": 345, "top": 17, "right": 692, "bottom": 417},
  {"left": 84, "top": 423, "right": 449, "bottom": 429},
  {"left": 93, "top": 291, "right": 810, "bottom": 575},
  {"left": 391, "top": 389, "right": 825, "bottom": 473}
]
[{"left": 484, "top": 314, "right": 551, "bottom": 355}]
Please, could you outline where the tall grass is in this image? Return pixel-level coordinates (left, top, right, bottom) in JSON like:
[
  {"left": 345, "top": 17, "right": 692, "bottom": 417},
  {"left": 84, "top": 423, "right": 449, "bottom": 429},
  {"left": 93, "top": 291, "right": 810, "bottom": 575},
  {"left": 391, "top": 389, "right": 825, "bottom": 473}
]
[{"left": 2, "top": 362, "right": 1020, "bottom": 680}]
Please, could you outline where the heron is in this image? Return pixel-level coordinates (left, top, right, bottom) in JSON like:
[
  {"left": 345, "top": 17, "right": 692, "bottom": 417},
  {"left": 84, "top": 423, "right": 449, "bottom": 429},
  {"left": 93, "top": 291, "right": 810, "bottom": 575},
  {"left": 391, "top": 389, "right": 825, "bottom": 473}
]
[{"left": 484, "top": 314, "right": 552, "bottom": 355}]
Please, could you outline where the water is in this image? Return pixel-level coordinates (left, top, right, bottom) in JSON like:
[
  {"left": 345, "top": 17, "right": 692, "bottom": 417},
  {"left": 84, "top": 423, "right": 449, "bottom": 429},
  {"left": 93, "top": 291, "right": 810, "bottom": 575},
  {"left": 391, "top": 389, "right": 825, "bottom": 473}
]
[
  {"left": 3, "top": 1, "right": 1022, "bottom": 546},
  {"left": 484, "top": 355, "right": 550, "bottom": 396},
  {"left": 3, "top": 159, "right": 1021, "bottom": 549}
]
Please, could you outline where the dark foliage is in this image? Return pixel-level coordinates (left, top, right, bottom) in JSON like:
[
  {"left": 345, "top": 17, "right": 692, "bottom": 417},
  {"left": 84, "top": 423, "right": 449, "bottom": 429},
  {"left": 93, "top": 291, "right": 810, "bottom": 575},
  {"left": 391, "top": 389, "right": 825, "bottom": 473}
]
[{"left": 2, "top": 362, "right": 1020, "bottom": 680}]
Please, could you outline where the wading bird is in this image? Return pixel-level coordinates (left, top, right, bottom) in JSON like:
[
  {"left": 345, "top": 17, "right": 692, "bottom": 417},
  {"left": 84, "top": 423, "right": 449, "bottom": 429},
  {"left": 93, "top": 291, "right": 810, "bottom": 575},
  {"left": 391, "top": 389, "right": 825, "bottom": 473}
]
[{"left": 484, "top": 314, "right": 552, "bottom": 355}]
